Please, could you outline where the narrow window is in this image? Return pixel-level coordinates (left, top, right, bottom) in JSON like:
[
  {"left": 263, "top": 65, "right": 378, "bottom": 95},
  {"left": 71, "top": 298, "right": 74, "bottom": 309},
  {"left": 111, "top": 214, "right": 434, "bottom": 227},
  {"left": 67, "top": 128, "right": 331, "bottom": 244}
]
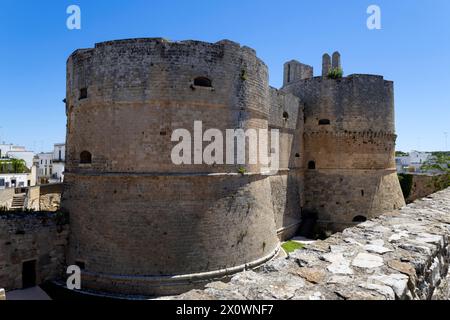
[
  {"left": 361, "top": 189, "right": 365, "bottom": 197},
  {"left": 352, "top": 216, "right": 367, "bottom": 223},
  {"left": 319, "top": 119, "right": 331, "bottom": 125},
  {"left": 295, "top": 153, "right": 300, "bottom": 158},
  {"left": 287, "top": 64, "right": 291, "bottom": 83},
  {"left": 283, "top": 111, "right": 289, "bottom": 120},
  {"left": 308, "top": 161, "right": 316, "bottom": 170},
  {"left": 80, "top": 151, "right": 92, "bottom": 164},
  {"left": 193, "top": 77, "right": 212, "bottom": 87},
  {"left": 79, "top": 88, "right": 88, "bottom": 100}
]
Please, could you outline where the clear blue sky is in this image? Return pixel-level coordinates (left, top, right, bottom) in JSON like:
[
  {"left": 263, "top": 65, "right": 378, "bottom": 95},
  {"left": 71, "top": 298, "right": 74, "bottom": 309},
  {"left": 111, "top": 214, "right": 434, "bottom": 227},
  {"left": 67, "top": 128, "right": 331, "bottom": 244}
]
[{"left": 1, "top": 0, "right": 449, "bottom": 152}]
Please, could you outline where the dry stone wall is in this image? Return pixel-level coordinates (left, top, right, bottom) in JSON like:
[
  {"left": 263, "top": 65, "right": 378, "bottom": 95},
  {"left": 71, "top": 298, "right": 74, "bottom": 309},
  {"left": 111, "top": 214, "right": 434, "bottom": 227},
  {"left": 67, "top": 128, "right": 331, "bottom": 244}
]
[
  {"left": 0, "top": 189, "right": 15, "bottom": 210},
  {"left": 169, "top": 188, "right": 450, "bottom": 300},
  {"left": 0, "top": 212, "right": 68, "bottom": 291}
]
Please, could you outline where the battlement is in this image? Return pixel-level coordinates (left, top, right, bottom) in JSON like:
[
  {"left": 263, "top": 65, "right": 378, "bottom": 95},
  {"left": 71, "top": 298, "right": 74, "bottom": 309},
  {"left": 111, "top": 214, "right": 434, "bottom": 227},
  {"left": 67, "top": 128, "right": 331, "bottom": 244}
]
[
  {"left": 283, "top": 60, "right": 313, "bottom": 86},
  {"left": 69, "top": 38, "right": 258, "bottom": 62}
]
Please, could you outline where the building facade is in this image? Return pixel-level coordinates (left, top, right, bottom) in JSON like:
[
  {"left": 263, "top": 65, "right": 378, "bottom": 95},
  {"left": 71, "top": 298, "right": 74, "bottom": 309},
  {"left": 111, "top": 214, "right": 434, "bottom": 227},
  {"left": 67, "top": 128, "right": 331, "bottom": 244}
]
[
  {"left": 35, "top": 144, "right": 66, "bottom": 184},
  {"left": 0, "top": 173, "right": 29, "bottom": 189},
  {"left": 0, "top": 144, "right": 35, "bottom": 169}
]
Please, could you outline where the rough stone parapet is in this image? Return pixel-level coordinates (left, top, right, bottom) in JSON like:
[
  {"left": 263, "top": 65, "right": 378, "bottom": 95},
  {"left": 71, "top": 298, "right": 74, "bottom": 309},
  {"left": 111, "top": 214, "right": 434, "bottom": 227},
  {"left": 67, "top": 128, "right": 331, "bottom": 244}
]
[{"left": 167, "top": 188, "right": 450, "bottom": 300}]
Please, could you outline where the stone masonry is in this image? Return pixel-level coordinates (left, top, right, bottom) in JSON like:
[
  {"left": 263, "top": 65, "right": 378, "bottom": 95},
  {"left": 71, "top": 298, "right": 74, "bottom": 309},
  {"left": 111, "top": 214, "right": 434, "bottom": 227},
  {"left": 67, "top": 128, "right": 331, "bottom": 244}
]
[
  {"left": 169, "top": 187, "right": 450, "bottom": 300},
  {"left": 0, "top": 212, "right": 68, "bottom": 290},
  {"left": 62, "top": 38, "right": 405, "bottom": 296}
]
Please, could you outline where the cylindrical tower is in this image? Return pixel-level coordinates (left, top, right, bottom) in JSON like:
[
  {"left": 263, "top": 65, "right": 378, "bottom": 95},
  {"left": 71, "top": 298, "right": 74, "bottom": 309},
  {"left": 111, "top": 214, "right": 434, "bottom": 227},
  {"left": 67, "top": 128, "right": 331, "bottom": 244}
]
[
  {"left": 62, "top": 38, "right": 279, "bottom": 296},
  {"left": 283, "top": 73, "right": 405, "bottom": 231}
]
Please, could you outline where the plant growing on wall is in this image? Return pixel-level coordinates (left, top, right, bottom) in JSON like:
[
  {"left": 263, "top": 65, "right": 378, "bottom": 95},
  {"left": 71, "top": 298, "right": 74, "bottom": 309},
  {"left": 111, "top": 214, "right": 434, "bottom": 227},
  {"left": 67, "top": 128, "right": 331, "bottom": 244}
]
[
  {"left": 328, "top": 67, "right": 343, "bottom": 79},
  {"left": 0, "top": 158, "right": 29, "bottom": 174},
  {"left": 237, "top": 167, "right": 247, "bottom": 176},
  {"left": 240, "top": 69, "right": 248, "bottom": 81}
]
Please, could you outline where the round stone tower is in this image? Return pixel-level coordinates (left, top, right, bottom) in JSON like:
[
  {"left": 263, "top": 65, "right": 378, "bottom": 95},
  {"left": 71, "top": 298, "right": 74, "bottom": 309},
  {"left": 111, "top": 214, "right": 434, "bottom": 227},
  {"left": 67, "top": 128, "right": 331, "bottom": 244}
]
[
  {"left": 282, "top": 53, "right": 405, "bottom": 231},
  {"left": 63, "top": 38, "right": 280, "bottom": 296}
]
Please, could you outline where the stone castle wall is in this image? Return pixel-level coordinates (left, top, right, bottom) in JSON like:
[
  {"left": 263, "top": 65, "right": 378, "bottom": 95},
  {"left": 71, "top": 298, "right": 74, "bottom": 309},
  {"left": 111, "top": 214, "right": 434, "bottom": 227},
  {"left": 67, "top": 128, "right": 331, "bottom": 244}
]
[
  {"left": 0, "top": 213, "right": 68, "bottom": 291},
  {"left": 61, "top": 39, "right": 406, "bottom": 296},
  {"left": 63, "top": 38, "right": 283, "bottom": 296},
  {"left": 282, "top": 74, "right": 405, "bottom": 230},
  {"left": 268, "top": 88, "right": 304, "bottom": 238}
]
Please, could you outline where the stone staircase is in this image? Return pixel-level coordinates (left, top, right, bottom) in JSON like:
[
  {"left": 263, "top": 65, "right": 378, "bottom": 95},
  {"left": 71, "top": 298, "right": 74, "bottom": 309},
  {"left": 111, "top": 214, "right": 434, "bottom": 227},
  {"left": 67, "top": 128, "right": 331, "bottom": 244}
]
[{"left": 10, "top": 194, "right": 26, "bottom": 211}]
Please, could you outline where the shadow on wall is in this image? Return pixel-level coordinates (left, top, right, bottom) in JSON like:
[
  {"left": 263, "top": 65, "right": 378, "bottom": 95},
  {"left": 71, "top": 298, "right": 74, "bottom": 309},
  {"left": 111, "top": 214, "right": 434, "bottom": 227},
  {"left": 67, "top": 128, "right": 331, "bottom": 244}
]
[
  {"left": 399, "top": 173, "right": 450, "bottom": 203},
  {"left": 299, "top": 171, "right": 405, "bottom": 237}
]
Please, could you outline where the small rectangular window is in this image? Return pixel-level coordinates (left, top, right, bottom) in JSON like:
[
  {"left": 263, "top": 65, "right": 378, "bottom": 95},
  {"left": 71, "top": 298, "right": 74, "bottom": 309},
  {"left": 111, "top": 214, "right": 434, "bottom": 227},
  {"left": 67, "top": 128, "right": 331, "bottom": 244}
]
[
  {"left": 79, "top": 88, "right": 88, "bottom": 100},
  {"left": 75, "top": 261, "right": 86, "bottom": 270},
  {"left": 22, "top": 260, "right": 37, "bottom": 289}
]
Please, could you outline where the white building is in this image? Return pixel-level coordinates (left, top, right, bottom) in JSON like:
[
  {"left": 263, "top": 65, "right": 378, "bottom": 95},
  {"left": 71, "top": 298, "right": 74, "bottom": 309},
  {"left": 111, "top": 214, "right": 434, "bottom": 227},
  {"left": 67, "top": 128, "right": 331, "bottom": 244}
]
[
  {"left": 50, "top": 143, "right": 65, "bottom": 183},
  {"left": 396, "top": 151, "right": 432, "bottom": 173},
  {"left": 35, "top": 143, "right": 65, "bottom": 184},
  {"left": 35, "top": 152, "right": 53, "bottom": 184},
  {"left": 53, "top": 143, "right": 65, "bottom": 162},
  {"left": 0, "top": 144, "right": 35, "bottom": 169},
  {"left": 0, "top": 173, "right": 30, "bottom": 189}
]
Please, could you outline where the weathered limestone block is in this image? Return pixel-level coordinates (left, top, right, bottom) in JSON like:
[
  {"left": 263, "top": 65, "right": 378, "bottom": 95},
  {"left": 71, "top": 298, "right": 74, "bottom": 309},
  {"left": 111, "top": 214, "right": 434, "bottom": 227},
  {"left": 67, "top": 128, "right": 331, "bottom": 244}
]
[{"left": 167, "top": 188, "right": 450, "bottom": 300}]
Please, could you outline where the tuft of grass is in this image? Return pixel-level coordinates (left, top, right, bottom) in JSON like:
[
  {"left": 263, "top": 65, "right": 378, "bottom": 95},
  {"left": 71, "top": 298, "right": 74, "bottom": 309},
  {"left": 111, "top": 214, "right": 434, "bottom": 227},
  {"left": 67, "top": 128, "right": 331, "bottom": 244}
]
[
  {"left": 327, "top": 67, "right": 343, "bottom": 79},
  {"left": 281, "top": 240, "right": 304, "bottom": 253},
  {"left": 237, "top": 167, "right": 247, "bottom": 175},
  {"left": 240, "top": 69, "right": 248, "bottom": 81}
]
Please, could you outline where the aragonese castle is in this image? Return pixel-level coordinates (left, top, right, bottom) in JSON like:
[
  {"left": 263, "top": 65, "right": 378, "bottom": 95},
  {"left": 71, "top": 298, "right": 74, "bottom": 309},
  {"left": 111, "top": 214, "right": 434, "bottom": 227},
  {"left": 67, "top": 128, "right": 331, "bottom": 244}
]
[{"left": 60, "top": 38, "right": 406, "bottom": 296}]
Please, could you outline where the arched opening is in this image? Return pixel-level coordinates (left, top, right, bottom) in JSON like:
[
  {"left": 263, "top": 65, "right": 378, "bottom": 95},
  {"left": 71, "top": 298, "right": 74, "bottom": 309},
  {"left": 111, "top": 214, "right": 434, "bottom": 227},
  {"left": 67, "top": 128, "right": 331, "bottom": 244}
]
[
  {"left": 193, "top": 77, "right": 212, "bottom": 87},
  {"left": 352, "top": 215, "right": 367, "bottom": 223},
  {"left": 295, "top": 153, "right": 300, "bottom": 158},
  {"left": 283, "top": 111, "right": 289, "bottom": 120},
  {"left": 80, "top": 151, "right": 92, "bottom": 164},
  {"left": 308, "top": 161, "right": 316, "bottom": 170},
  {"left": 319, "top": 119, "right": 331, "bottom": 125}
]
